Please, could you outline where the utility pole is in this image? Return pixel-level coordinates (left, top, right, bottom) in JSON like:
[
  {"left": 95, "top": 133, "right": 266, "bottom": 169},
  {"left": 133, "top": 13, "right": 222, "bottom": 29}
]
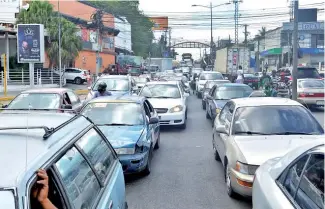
[
  {"left": 243, "top": 24, "right": 249, "bottom": 72},
  {"left": 233, "top": 0, "right": 242, "bottom": 74},
  {"left": 256, "top": 38, "right": 260, "bottom": 72},
  {"left": 292, "top": 0, "right": 299, "bottom": 100},
  {"left": 210, "top": 1, "right": 213, "bottom": 63},
  {"left": 58, "top": 0, "right": 62, "bottom": 88},
  {"left": 92, "top": 10, "right": 103, "bottom": 77},
  {"left": 169, "top": 28, "right": 172, "bottom": 57}
]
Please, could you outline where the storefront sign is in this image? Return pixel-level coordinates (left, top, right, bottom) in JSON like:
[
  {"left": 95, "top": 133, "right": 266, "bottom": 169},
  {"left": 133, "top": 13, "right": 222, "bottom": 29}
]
[
  {"left": 282, "top": 22, "right": 324, "bottom": 31},
  {"left": 260, "top": 48, "right": 282, "bottom": 57},
  {"left": 17, "top": 24, "right": 45, "bottom": 63},
  {"left": 299, "top": 48, "right": 324, "bottom": 55}
]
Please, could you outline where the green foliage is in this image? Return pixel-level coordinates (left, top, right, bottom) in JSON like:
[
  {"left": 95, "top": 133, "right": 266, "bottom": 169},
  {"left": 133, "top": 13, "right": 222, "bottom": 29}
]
[
  {"left": 86, "top": 0, "right": 154, "bottom": 58},
  {"left": 16, "top": 1, "right": 82, "bottom": 68}
]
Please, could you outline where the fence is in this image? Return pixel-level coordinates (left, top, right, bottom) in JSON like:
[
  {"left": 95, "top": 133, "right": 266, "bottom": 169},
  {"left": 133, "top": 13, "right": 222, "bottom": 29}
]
[{"left": 0, "top": 68, "right": 66, "bottom": 86}]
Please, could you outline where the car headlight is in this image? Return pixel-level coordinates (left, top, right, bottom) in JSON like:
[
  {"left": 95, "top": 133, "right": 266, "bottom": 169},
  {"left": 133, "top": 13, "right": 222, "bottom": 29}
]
[
  {"left": 216, "top": 108, "right": 221, "bottom": 114},
  {"left": 169, "top": 105, "right": 183, "bottom": 113},
  {"left": 114, "top": 148, "right": 135, "bottom": 155},
  {"left": 235, "top": 161, "right": 259, "bottom": 175}
]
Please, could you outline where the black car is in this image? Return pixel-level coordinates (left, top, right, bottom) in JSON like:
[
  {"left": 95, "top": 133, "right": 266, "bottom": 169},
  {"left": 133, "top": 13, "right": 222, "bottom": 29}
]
[{"left": 243, "top": 73, "right": 259, "bottom": 89}]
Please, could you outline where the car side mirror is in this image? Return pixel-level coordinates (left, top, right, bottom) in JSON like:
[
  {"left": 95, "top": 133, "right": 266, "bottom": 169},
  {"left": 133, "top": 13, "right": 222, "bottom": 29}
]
[
  {"left": 62, "top": 104, "right": 73, "bottom": 109},
  {"left": 184, "top": 88, "right": 190, "bottom": 94},
  {"left": 195, "top": 77, "right": 198, "bottom": 81},
  {"left": 87, "top": 86, "right": 91, "bottom": 90},
  {"left": 1, "top": 104, "right": 8, "bottom": 108},
  {"left": 215, "top": 125, "right": 228, "bottom": 135},
  {"left": 149, "top": 117, "right": 159, "bottom": 124},
  {"left": 184, "top": 92, "right": 190, "bottom": 97},
  {"left": 224, "top": 76, "right": 228, "bottom": 80}
]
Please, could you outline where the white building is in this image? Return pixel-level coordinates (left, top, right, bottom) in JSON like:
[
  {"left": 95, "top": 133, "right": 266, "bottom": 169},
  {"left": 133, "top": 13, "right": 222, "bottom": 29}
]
[
  {"left": 114, "top": 16, "right": 132, "bottom": 54},
  {"left": 0, "top": 0, "right": 21, "bottom": 24}
]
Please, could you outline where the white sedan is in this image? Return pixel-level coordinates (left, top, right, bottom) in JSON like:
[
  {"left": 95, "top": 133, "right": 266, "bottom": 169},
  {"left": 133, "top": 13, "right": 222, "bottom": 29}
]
[
  {"left": 212, "top": 97, "right": 324, "bottom": 198},
  {"left": 297, "top": 78, "right": 324, "bottom": 107},
  {"left": 139, "top": 81, "right": 189, "bottom": 129},
  {"left": 253, "top": 140, "right": 324, "bottom": 209}
]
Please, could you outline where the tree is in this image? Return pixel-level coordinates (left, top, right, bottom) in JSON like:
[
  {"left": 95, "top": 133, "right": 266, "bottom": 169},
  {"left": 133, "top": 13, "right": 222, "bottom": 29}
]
[
  {"left": 17, "top": 1, "right": 82, "bottom": 68},
  {"left": 258, "top": 27, "right": 266, "bottom": 38},
  {"left": 85, "top": 1, "right": 154, "bottom": 58}
]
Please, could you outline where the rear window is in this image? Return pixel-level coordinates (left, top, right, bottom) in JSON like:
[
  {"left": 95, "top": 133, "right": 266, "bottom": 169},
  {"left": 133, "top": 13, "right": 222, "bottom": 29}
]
[
  {"left": 199, "top": 73, "right": 223, "bottom": 80},
  {"left": 299, "top": 80, "right": 324, "bottom": 88},
  {"left": 297, "top": 68, "right": 321, "bottom": 79}
]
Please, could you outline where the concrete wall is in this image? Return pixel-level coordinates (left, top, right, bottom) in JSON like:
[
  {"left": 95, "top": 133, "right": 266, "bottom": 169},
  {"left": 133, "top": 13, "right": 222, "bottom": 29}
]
[
  {"left": 265, "top": 28, "right": 282, "bottom": 50},
  {"left": 0, "top": 37, "right": 17, "bottom": 57}
]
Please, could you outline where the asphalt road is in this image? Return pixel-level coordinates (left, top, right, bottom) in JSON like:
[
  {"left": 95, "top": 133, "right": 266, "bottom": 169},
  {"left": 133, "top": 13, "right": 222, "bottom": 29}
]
[
  {"left": 125, "top": 95, "right": 252, "bottom": 209},
  {"left": 125, "top": 95, "right": 324, "bottom": 209}
]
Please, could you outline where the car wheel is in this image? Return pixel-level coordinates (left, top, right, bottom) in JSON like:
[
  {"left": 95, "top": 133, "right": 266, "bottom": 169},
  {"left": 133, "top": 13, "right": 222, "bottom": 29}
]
[
  {"left": 225, "top": 162, "right": 237, "bottom": 198},
  {"left": 154, "top": 133, "right": 160, "bottom": 150},
  {"left": 202, "top": 101, "right": 206, "bottom": 110},
  {"left": 74, "top": 77, "right": 82, "bottom": 85},
  {"left": 206, "top": 108, "right": 210, "bottom": 119},
  {"left": 143, "top": 148, "right": 152, "bottom": 175}
]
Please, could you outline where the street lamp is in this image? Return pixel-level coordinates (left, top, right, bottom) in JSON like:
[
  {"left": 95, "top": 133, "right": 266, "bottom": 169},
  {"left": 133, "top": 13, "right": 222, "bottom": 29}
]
[{"left": 192, "top": 2, "right": 230, "bottom": 63}]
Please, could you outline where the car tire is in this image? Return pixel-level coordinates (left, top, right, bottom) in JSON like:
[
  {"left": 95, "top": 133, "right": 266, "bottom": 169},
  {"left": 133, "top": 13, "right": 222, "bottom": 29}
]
[
  {"left": 225, "top": 162, "right": 238, "bottom": 198},
  {"left": 154, "top": 133, "right": 160, "bottom": 150},
  {"left": 74, "top": 77, "right": 82, "bottom": 85},
  {"left": 202, "top": 101, "right": 206, "bottom": 110},
  {"left": 143, "top": 148, "right": 152, "bottom": 175}
]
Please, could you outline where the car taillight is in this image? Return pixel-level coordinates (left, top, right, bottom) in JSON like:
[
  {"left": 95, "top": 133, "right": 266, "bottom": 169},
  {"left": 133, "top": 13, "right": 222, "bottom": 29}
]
[{"left": 299, "top": 93, "right": 324, "bottom": 97}]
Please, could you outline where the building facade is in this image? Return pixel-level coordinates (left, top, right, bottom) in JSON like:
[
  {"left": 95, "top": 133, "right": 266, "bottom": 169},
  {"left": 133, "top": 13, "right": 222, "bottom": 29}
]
[{"left": 114, "top": 17, "right": 132, "bottom": 55}]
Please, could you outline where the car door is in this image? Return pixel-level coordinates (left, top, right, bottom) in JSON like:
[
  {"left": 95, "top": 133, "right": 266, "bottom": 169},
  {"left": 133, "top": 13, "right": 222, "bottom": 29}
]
[
  {"left": 214, "top": 102, "right": 233, "bottom": 166},
  {"left": 54, "top": 128, "right": 126, "bottom": 209},
  {"left": 178, "top": 83, "right": 188, "bottom": 105},
  {"left": 67, "top": 91, "right": 82, "bottom": 111},
  {"left": 144, "top": 101, "right": 155, "bottom": 147},
  {"left": 64, "top": 68, "right": 73, "bottom": 80},
  {"left": 206, "top": 86, "right": 216, "bottom": 118},
  {"left": 146, "top": 100, "right": 159, "bottom": 143}
]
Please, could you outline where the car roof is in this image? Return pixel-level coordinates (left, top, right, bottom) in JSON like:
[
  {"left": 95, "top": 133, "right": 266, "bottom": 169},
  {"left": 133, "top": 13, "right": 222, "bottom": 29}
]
[
  {"left": 146, "top": 81, "right": 179, "bottom": 85},
  {"left": 297, "top": 78, "right": 323, "bottom": 81},
  {"left": 22, "top": 88, "right": 69, "bottom": 94},
  {"left": 218, "top": 83, "right": 250, "bottom": 87},
  {"left": 231, "top": 97, "right": 302, "bottom": 107},
  {"left": 0, "top": 112, "right": 91, "bottom": 187},
  {"left": 99, "top": 75, "right": 129, "bottom": 79},
  {"left": 200, "top": 71, "right": 221, "bottom": 74},
  {"left": 88, "top": 95, "right": 145, "bottom": 104}
]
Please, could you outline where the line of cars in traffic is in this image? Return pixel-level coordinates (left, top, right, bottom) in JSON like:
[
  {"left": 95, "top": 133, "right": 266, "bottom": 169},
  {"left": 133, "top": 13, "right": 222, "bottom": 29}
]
[
  {"left": 0, "top": 71, "right": 193, "bottom": 209},
  {"left": 191, "top": 70, "right": 324, "bottom": 208}
]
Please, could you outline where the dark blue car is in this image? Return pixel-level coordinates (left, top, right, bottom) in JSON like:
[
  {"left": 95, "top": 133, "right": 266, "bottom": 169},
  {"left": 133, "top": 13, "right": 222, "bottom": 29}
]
[
  {"left": 205, "top": 83, "right": 253, "bottom": 125},
  {"left": 81, "top": 95, "right": 160, "bottom": 175}
]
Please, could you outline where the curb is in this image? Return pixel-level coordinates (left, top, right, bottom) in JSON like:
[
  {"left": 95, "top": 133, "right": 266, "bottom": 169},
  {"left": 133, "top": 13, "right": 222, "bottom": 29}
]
[{"left": 0, "top": 89, "right": 89, "bottom": 102}]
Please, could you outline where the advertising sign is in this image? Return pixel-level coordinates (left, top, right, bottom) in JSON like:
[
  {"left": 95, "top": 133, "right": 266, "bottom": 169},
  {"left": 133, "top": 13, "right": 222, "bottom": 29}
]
[
  {"left": 17, "top": 24, "right": 45, "bottom": 63},
  {"left": 282, "top": 21, "right": 324, "bottom": 31},
  {"left": 149, "top": 17, "right": 169, "bottom": 31}
]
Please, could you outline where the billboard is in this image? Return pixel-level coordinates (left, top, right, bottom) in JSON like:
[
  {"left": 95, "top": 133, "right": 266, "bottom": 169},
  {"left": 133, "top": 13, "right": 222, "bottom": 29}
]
[
  {"left": 149, "top": 17, "right": 168, "bottom": 31},
  {"left": 17, "top": 24, "right": 45, "bottom": 63}
]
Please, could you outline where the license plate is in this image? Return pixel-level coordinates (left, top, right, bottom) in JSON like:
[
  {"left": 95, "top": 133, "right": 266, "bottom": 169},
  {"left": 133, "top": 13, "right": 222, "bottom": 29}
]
[
  {"left": 316, "top": 100, "right": 324, "bottom": 105},
  {"left": 248, "top": 83, "right": 252, "bottom": 86}
]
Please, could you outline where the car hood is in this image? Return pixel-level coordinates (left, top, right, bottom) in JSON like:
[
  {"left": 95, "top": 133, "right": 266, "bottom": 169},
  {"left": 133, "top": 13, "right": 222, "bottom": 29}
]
[
  {"left": 98, "top": 125, "right": 144, "bottom": 148},
  {"left": 147, "top": 98, "right": 184, "bottom": 109},
  {"left": 213, "top": 100, "right": 228, "bottom": 109},
  {"left": 234, "top": 135, "right": 320, "bottom": 165}
]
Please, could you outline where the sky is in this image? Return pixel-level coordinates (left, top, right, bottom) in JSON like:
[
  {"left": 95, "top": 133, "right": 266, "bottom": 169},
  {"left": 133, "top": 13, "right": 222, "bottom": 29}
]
[{"left": 139, "top": 0, "right": 324, "bottom": 60}]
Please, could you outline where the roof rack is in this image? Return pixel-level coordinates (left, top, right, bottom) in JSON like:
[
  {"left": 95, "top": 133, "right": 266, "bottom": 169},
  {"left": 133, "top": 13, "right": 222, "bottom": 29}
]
[{"left": 0, "top": 114, "right": 81, "bottom": 139}]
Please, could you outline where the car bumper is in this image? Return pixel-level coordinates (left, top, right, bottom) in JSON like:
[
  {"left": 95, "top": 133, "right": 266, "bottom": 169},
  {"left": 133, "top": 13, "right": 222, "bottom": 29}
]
[
  {"left": 230, "top": 168, "right": 254, "bottom": 196},
  {"left": 158, "top": 111, "right": 186, "bottom": 126},
  {"left": 298, "top": 97, "right": 324, "bottom": 106},
  {"left": 118, "top": 151, "right": 149, "bottom": 174}
]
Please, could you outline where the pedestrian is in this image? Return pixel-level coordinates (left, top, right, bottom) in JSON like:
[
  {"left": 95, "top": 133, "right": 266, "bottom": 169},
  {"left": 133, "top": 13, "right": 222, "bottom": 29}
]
[
  {"left": 236, "top": 71, "right": 244, "bottom": 84},
  {"left": 93, "top": 82, "right": 112, "bottom": 98},
  {"left": 86, "top": 70, "right": 92, "bottom": 87}
]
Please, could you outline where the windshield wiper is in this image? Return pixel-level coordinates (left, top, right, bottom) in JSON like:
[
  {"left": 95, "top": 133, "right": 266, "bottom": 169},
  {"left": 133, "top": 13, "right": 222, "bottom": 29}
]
[
  {"left": 271, "top": 132, "right": 315, "bottom": 135},
  {"left": 97, "top": 123, "right": 133, "bottom": 126},
  {"left": 234, "top": 131, "right": 271, "bottom": 135},
  {"left": 216, "top": 98, "right": 229, "bottom": 100}
]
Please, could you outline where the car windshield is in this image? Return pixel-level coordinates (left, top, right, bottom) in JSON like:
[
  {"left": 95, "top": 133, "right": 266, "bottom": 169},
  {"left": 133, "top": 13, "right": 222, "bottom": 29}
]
[
  {"left": 297, "top": 68, "right": 321, "bottom": 79},
  {"left": 82, "top": 103, "right": 144, "bottom": 125},
  {"left": 134, "top": 77, "right": 148, "bottom": 83},
  {"left": 93, "top": 78, "right": 129, "bottom": 91},
  {"left": 232, "top": 106, "right": 324, "bottom": 135},
  {"left": 8, "top": 93, "right": 61, "bottom": 109},
  {"left": 215, "top": 86, "right": 253, "bottom": 100},
  {"left": 299, "top": 80, "right": 324, "bottom": 88},
  {"left": 140, "top": 84, "right": 181, "bottom": 98},
  {"left": 0, "top": 191, "right": 15, "bottom": 209},
  {"left": 199, "top": 73, "right": 223, "bottom": 80}
]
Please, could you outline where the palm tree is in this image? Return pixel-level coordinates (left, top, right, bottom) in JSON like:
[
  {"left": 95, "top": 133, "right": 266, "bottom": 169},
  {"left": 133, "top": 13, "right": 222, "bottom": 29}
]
[
  {"left": 17, "top": 1, "right": 82, "bottom": 68},
  {"left": 258, "top": 27, "right": 266, "bottom": 38}
]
